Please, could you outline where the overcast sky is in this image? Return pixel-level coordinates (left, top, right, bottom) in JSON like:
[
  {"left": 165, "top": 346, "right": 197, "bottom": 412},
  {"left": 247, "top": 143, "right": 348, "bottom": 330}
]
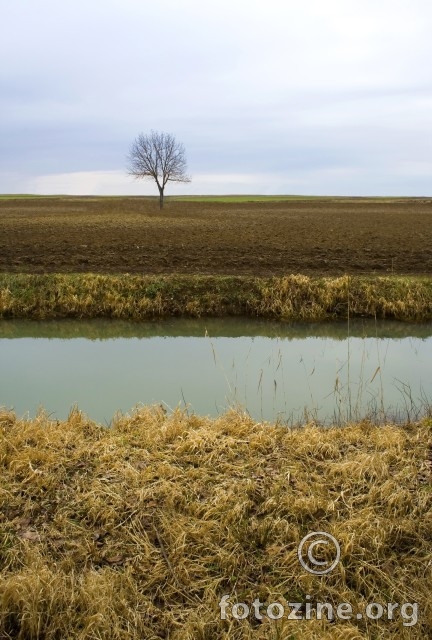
[{"left": 1, "top": 0, "right": 431, "bottom": 196}]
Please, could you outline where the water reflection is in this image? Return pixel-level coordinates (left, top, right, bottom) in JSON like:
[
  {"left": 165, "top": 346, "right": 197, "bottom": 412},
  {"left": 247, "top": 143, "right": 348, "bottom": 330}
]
[
  {"left": 1, "top": 318, "right": 431, "bottom": 425},
  {"left": 1, "top": 317, "right": 432, "bottom": 340}
]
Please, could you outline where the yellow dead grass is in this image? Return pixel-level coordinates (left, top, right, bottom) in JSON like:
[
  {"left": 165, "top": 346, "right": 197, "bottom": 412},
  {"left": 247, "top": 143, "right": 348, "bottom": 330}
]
[
  {"left": 1, "top": 273, "right": 432, "bottom": 321},
  {"left": 1, "top": 408, "right": 431, "bottom": 638}
]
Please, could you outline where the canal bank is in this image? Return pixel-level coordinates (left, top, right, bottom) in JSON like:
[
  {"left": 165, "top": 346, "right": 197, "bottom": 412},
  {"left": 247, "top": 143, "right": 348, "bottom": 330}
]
[
  {"left": 0, "top": 408, "right": 431, "bottom": 639},
  {"left": 1, "top": 273, "right": 432, "bottom": 322}
]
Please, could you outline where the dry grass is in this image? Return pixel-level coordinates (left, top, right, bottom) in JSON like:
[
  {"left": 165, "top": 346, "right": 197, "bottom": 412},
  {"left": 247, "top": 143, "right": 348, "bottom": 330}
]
[
  {"left": 1, "top": 408, "right": 431, "bottom": 638},
  {"left": 1, "top": 273, "right": 432, "bottom": 322}
]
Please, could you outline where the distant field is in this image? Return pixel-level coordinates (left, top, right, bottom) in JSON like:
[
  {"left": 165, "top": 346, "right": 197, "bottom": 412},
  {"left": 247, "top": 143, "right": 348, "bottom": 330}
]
[
  {"left": 1, "top": 193, "right": 429, "bottom": 203},
  {"left": 172, "top": 194, "right": 333, "bottom": 203},
  {"left": 0, "top": 195, "right": 431, "bottom": 276},
  {"left": 172, "top": 194, "right": 428, "bottom": 203}
]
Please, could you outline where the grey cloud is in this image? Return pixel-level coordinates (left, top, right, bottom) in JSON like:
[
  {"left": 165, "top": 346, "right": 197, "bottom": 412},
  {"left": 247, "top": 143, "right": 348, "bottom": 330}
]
[{"left": 1, "top": 0, "right": 431, "bottom": 195}]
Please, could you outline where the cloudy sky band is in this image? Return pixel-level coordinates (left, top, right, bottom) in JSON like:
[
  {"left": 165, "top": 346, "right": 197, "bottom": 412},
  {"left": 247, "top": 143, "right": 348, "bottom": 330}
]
[{"left": 1, "top": 0, "right": 431, "bottom": 195}]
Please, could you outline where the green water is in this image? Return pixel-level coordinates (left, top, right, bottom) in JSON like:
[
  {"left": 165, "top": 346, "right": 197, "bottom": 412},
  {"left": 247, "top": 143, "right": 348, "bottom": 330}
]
[{"left": 1, "top": 318, "right": 431, "bottom": 425}]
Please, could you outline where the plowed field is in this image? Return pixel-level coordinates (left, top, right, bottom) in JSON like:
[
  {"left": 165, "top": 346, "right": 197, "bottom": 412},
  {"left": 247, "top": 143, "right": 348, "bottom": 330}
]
[{"left": 1, "top": 196, "right": 431, "bottom": 275}]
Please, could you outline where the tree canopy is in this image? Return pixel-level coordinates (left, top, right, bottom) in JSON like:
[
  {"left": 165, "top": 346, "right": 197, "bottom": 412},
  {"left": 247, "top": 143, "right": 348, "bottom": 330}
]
[{"left": 127, "top": 130, "right": 190, "bottom": 209}]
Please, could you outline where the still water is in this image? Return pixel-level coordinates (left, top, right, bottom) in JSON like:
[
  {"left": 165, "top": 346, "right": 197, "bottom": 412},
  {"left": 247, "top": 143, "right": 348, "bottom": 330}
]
[{"left": 0, "top": 318, "right": 431, "bottom": 425}]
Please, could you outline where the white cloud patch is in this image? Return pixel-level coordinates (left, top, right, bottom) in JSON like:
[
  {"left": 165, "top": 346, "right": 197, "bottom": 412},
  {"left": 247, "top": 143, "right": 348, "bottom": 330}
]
[
  {"left": 27, "top": 171, "right": 146, "bottom": 196},
  {"left": 23, "top": 166, "right": 398, "bottom": 197},
  {"left": 26, "top": 171, "right": 286, "bottom": 196}
]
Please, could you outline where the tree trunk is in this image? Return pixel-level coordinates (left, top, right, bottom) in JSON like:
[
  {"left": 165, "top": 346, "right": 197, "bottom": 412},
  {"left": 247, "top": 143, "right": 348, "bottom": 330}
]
[{"left": 158, "top": 185, "right": 164, "bottom": 210}]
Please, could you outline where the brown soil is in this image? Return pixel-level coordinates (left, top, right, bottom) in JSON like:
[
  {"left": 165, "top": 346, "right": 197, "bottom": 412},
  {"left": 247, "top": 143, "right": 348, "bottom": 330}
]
[{"left": 1, "top": 196, "right": 431, "bottom": 275}]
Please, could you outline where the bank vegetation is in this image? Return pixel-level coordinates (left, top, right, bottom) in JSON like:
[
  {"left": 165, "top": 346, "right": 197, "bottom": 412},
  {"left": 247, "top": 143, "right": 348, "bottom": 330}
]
[
  {"left": 0, "top": 408, "right": 431, "bottom": 639},
  {"left": 1, "top": 273, "right": 432, "bottom": 322}
]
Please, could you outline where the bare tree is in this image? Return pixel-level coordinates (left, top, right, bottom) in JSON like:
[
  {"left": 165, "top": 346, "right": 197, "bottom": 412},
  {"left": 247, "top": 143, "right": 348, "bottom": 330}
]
[{"left": 127, "top": 130, "right": 191, "bottom": 209}]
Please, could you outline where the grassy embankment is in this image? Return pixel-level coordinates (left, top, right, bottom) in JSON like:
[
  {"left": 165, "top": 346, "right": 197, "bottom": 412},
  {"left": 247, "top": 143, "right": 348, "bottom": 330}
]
[
  {"left": 0, "top": 408, "right": 431, "bottom": 639},
  {"left": 1, "top": 273, "right": 432, "bottom": 322}
]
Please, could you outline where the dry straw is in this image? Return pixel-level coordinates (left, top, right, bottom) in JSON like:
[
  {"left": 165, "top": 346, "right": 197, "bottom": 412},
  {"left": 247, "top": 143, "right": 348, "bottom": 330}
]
[
  {"left": 1, "top": 407, "right": 431, "bottom": 638},
  {"left": 1, "top": 273, "right": 432, "bottom": 321}
]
